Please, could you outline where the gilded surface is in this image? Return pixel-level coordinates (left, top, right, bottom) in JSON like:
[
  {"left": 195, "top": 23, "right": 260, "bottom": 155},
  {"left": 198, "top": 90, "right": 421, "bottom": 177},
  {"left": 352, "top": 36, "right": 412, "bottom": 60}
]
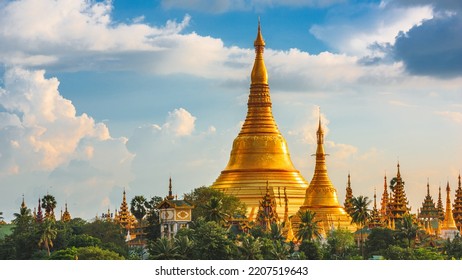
[{"left": 211, "top": 23, "right": 308, "bottom": 219}]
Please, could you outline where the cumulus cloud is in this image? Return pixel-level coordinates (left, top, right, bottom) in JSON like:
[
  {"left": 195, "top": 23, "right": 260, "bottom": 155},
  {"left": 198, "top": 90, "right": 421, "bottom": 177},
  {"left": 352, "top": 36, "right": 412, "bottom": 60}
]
[
  {"left": 0, "top": 67, "right": 134, "bottom": 218},
  {"left": 309, "top": 3, "right": 433, "bottom": 56},
  {"left": 0, "top": 67, "right": 126, "bottom": 174},
  {"left": 0, "top": 0, "right": 249, "bottom": 80}
]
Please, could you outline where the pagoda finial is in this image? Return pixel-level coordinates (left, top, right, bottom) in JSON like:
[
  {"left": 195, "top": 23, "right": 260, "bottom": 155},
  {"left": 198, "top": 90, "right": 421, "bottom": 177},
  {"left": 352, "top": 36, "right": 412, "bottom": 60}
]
[
  {"left": 167, "top": 177, "right": 175, "bottom": 200},
  {"left": 21, "top": 194, "right": 26, "bottom": 209},
  {"left": 316, "top": 108, "right": 324, "bottom": 145},
  {"left": 374, "top": 188, "right": 377, "bottom": 210},
  {"left": 251, "top": 19, "right": 268, "bottom": 85},
  {"left": 397, "top": 161, "right": 401, "bottom": 178},
  {"left": 459, "top": 172, "right": 461, "bottom": 188}
]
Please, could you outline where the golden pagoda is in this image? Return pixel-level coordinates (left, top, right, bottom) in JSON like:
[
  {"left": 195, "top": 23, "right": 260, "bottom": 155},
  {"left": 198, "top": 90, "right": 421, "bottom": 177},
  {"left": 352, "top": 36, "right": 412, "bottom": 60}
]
[
  {"left": 417, "top": 179, "right": 438, "bottom": 234},
  {"left": 380, "top": 174, "right": 390, "bottom": 227},
  {"left": 388, "top": 163, "right": 410, "bottom": 227},
  {"left": 114, "top": 190, "right": 137, "bottom": 231},
  {"left": 292, "top": 114, "right": 355, "bottom": 235},
  {"left": 61, "top": 203, "right": 71, "bottom": 222},
  {"left": 211, "top": 22, "right": 309, "bottom": 219},
  {"left": 441, "top": 181, "right": 459, "bottom": 240},
  {"left": 453, "top": 174, "right": 462, "bottom": 231},
  {"left": 436, "top": 185, "right": 445, "bottom": 221},
  {"left": 369, "top": 189, "right": 382, "bottom": 229},
  {"left": 343, "top": 173, "right": 354, "bottom": 215}
]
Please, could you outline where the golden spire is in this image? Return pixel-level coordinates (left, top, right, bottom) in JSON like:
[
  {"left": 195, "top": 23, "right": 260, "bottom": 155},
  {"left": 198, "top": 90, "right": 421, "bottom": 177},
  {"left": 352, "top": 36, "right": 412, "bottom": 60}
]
[
  {"left": 295, "top": 110, "right": 355, "bottom": 235},
  {"left": 251, "top": 19, "right": 267, "bottom": 85},
  {"left": 21, "top": 194, "right": 26, "bottom": 209},
  {"left": 211, "top": 21, "right": 309, "bottom": 219},
  {"left": 442, "top": 181, "right": 458, "bottom": 231}
]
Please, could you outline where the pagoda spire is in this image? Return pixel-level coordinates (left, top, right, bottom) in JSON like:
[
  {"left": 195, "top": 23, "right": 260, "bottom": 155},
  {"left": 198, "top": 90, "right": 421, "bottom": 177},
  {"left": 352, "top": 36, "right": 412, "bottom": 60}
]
[
  {"left": 21, "top": 194, "right": 26, "bottom": 209},
  {"left": 167, "top": 177, "right": 175, "bottom": 200},
  {"left": 251, "top": 19, "right": 267, "bottom": 85},
  {"left": 369, "top": 188, "right": 382, "bottom": 228},
  {"left": 380, "top": 174, "right": 389, "bottom": 225},
  {"left": 344, "top": 173, "right": 354, "bottom": 215},
  {"left": 388, "top": 162, "right": 410, "bottom": 226},
  {"left": 62, "top": 202, "right": 71, "bottom": 222},
  {"left": 36, "top": 198, "right": 43, "bottom": 223},
  {"left": 453, "top": 173, "right": 462, "bottom": 231},
  {"left": 295, "top": 110, "right": 355, "bottom": 235},
  {"left": 441, "top": 181, "right": 458, "bottom": 238},
  {"left": 418, "top": 178, "right": 438, "bottom": 233},
  {"left": 436, "top": 185, "right": 444, "bottom": 221}
]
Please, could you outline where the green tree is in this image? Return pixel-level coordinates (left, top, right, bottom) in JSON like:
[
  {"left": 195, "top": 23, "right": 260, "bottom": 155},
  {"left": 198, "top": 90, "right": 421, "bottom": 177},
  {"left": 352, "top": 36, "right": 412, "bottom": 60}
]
[
  {"left": 82, "top": 219, "right": 128, "bottom": 258},
  {"left": 41, "top": 194, "right": 57, "bottom": 220},
  {"left": 323, "top": 229, "right": 359, "bottom": 260},
  {"left": 184, "top": 187, "right": 246, "bottom": 221},
  {"left": 50, "top": 247, "right": 78, "bottom": 260},
  {"left": 38, "top": 218, "right": 58, "bottom": 256},
  {"left": 350, "top": 195, "right": 371, "bottom": 258},
  {"left": 76, "top": 246, "right": 124, "bottom": 260},
  {"left": 296, "top": 210, "right": 322, "bottom": 242},
  {"left": 145, "top": 196, "right": 162, "bottom": 240},
  {"left": 444, "top": 234, "right": 462, "bottom": 259},
  {"left": 130, "top": 195, "right": 148, "bottom": 226},
  {"left": 364, "top": 227, "right": 398, "bottom": 258},
  {"left": 299, "top": 240, "right": 323, "bottom": 260},
  {"left": 238, "top": 235, "right": 263, "bottom": 260},
  {"left": 397, "top": 213, "right": 420, "bottom": 248},
  {"left": 189, "top": 218, "right": 235, "bottom": 259},
  {"left": 149, "top": 237, "right": 182, "bottom": 260},
  {"left": 68, "top": 234, "right": 102, "bottom": 248},
  {"left": 203, "top": 197, "right": 228, "bottom": 224},
  {"left": 269, "top": 240, "right": 291, "bottom": 260},
  {"left": 175, "top": 235, "right": 194, "bottom": 259}
]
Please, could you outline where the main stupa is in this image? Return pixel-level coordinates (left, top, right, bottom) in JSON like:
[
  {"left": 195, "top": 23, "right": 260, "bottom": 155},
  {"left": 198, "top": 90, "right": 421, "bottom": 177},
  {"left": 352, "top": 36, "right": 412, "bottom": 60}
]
[{"left": 211, "top": 22, "right": 309, "bottom": 219}]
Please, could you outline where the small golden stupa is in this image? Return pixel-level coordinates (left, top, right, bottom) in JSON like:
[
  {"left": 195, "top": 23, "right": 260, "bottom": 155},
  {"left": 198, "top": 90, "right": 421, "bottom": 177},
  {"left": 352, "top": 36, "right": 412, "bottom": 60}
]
[
  {"left": 293, "top": 115, "right": 355, "bottom": 235},
  {"left": 211, "top": 22, "right": 309, "bottom": 219}
]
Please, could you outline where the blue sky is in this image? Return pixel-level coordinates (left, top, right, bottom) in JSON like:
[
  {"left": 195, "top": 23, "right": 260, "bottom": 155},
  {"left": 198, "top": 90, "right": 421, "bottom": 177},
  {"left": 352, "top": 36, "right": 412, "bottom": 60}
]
[{"left": 0, "top": 0, "right": 461, "bottom": 221}]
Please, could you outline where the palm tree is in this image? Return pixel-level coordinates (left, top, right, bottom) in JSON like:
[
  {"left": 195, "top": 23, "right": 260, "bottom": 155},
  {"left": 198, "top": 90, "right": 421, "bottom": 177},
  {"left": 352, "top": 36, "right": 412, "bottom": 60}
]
[
  {"left": 270, "top": 240, "right": 291, "bottom": 260},
  {"left": 130, "top": 195, "right": 148, "bottom": 226},
  {"left": 175, "top": 235, "right": 193, "bottom": 259},
  {"left": 350, "top": 195, "right": 371, "bottom": 258},
  {"left": 12, "top": 206, "right": 32, "bottom": 224},
  {"left": 38, "top": 218, "right": 58, "bottom": 256},
  {"left": 41, "top": 194, "right": 57, "bottom": 220},
  {"left": 296, "top": 210, "right": 322, "bottom": 242},
  {"left": 203, "top": 197, "right": 228, "bottom": 224},
  {"left": 149, "top": 237, "right": 182, "bottom": 260},
  {"left": 238, "top": 235, "right": 263, "bottom": 260},
  {"left": 399, "top": 213, "right": 420, "bottom": 248}
]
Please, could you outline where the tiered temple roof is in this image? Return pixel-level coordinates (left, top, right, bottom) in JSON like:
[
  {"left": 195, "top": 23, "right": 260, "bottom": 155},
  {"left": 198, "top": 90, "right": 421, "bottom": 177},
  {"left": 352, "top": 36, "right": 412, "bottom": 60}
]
[
  {"left": 61, "top": 203, "right": 71, "bottom": 222},
  {"left": 256, "top": 182, "right": 279, "bottom": 231},
  {"left": 344, "top": 173, "right": 354, "bottom": 215},
  {"left": 380, "top": 175, "right": 390, "bottom": 226},
  {"left": 453, "top": 174, "right": 462, "bottom": 231},
  {"left": 418, "top": 180, "right": 438, "bottom": 220},
  {"left": 114, "top": 190, "right": 137, "bottom": 231},
  {"left": 436, "top": 186, "right": 445, "bottom": 221},
  {"left": 369, "top": 189, "right": 382, "bottom": 228},
  {"left": 387, "top": 163, "right": 410, "bottom": 226}
]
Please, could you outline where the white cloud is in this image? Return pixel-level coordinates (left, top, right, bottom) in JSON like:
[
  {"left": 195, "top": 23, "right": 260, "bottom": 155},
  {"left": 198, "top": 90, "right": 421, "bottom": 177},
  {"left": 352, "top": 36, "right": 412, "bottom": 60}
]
[
  {"left": 310, "top": 3, "right": 433, "bottom": 56},
  {"left": 164, "top": 108, "right": 197, "bottom": 136}
]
